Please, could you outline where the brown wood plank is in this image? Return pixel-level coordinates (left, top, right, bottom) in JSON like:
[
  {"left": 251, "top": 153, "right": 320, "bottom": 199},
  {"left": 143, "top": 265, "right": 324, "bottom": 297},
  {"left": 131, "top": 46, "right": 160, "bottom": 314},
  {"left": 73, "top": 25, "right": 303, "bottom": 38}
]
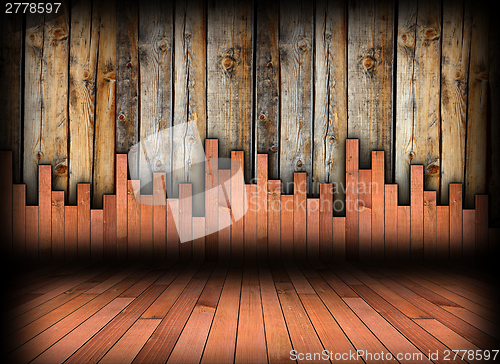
[
  {"left": 475, "top": 195, "right": 488, "bottom": 259},
  {"left": 280, "top": 195, "right": 294, "bottom": 262},
  {"left": 463, "top": 209, "right": 476, "bottom": 261},
  {"left": 205, "top": 139, "right": 219, "bottom": 261},
  {"left": 411, "top": 165, "right": 424, "bottom": 260},
  {"left": 385, "top": 185, "right": 398, "bottom": 260},
  {"left": 257, "top": 154, "right": 268, "bottom": 262},
  {"left": 358, "top": 170, "right": 372, "bottom": 262},
  {"left": 0, "top": 152, "right": 13, "bottom": 258},
  {"left": 244, "top": 185, "right": 258, "bottom": 264},
  {"left": 193, "top": 217, "right": 206, "bottom": 262},
  {"left": 25, "top": 206, "right": 39, "bottom": 261},
  {"left": 128, "top": 180, "right": 141, "bottom": 259},
  {"left": 307, "top": 198, "right": 320, "bottom": 263},
  {"left": 78, "top": 183, "right": 91, "bottom": 260},
  {"left": 218, "top": 170, "right": 231, "bottom": 262},
  {"left": 116, "top": 154, "right": 128, "bottom": 260},
  {"left": 319, "top": 183, "right": 333, "bottom": 263},
  {"left": 449, "top": 183, "right": 463, "bottom": 260},
  {"left": 166, "top": 199, "right": 179, "bottom": 263},
  {"left": 397, "top": 206, "right": 411, "bottom": 260},
  {"left": 267, "top": 180, "right": 281, "bottom": 262},
  {"left": 372, "top": 152, "right": 385, "bottom": 260},
  {"left": 13, "top": 184, "right": 26, "bottom": 261},
  {"left": 52, "top": 191, "right": 65, "bottom": 261},
  {"left": 153, "top": 173, "right": 167, "bottom": 260},
  {"left": 231, "top": 151, "right": 245, "bottom": 265},
  {"left": 436, "top": 206, "right": 450, "bottom": 260},
  {"left": 346, "top": 139, "right": 359, "bottom": 261},
  {"left": 103, "top": 195, "right": 117, "bottom": 260},
  {"left": 140, "top": 195, "right": 153, "bottom": 261},
  {"left": 91, "top": 210, "right": 104, "bottom": 261},
  {"left": 38, "top": 165, "right": 51, "bottom": 260},
  {"left": 294, "top": 172, "right": 307, "bottom": 262},
  {"left": 423, "top": 191, "right": 437, "bottom": 261},
  {"left": 333, "top": 216, "right": 346, "bottom": 261},
  {"left": 65, "top": 206, "right": 78, "bottom": 261},
  {"left": 179, "top": 183, "right": 193, "bottom": 263}
]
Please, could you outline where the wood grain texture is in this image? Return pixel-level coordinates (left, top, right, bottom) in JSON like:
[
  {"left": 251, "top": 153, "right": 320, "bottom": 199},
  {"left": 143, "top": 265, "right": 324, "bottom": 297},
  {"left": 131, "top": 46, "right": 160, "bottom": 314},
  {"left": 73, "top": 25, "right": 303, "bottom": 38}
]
[
  {"left": 411, "top": 165, "right": 424, "bottom": 260},
  {"left": 116, "top": 155, "right": 128, "bottom": 260},
  {"left": 463, "top": 209, "right": 476, "bottom": 261},
  {"left": 91, "top": 210, "right": 104, "bottom": 261},
  {"left": 244, "top": 185, "right": 258, "bottom": 264},
  {"left": 346, "top": 139, "right": 359, "bottom": 261},
  {"left": 319, "top": 183, "right": 333, "bottom": 263},
  {"left": 385, "top": 185, "right": 398, "bottom": 260},
  {"left": 13, "top": 184, "right": 26, "bottom": 261},
  {"left": 436, "top": 206, "right": 450, "bottom": 260},
  {"left": 179, "top": 183, "right": 193, "bottom": 262},
  {"left": 281, "top": 195, "right": 294, "bottom": 262},
  {"left": 257, "top": 154, "right": 268, "bottom": 262},
  {"left": 449, "top": 183, "right": 463, "bottom": 260},
  {"left": 141, "top": 195, "right": 154, "bottom": 260},
  {"left": 0, "top": 152, "right": 13, "bottom": 258},
  {"left": 205, "top": 139, "right": 218, "bottom": 261},
  {"left": 77, "top": 184, "right": 91, "bottom": 260},
  {"left": 166, "top": 199, "right": 180, "bottom": 263},
  {"left": 128, "top": 180, "right": 141, "bottom": 259},
  {"left": 358, "top": 170, "right": 371, "bottom": 262},
  {"left": 38, "top": 165, "right": 52, "bottom": 260},
  {"left": 267, "top": 180, "right": 281, "bottom": 262},
  {"left": 294, "top": 172, "right": 307, "bottom": 262},
  {"left": 65, "top": 206, "right": 78, "bottom": 260},
  {"left": 371, "top": 151, "right": 385, "bottom": 260},
  {"left": 279, "top": 0, "right": 313, "bottom": 193},
  {"left": 306, "top": 198, "right": 320, "bottom": 263},
  {"left": 193, "top": 217, "right": 206, "bottom": 262},
  {"left": 231, "top": 151, "right": 245, "bottom": 265},
  {"left": 153, "top": 173, "right": 167, "bottom": 259},
  {"left": 207, "top": 0, "right": 253, "bottom": 181},
  {"left": 103, "top": 194, "right": 117, "bottom": 260},
  {"left": 423, "top": 191, "right": 437, "bottom": 261},
  {"left": 398, "top": 206, "right": 411, "bottom": 260},
  {"left": 52, "top": 191, "right": 65, "bottom": 261},
  {"left": 333, "top": 216, "right": 346, "bottom": 261}
]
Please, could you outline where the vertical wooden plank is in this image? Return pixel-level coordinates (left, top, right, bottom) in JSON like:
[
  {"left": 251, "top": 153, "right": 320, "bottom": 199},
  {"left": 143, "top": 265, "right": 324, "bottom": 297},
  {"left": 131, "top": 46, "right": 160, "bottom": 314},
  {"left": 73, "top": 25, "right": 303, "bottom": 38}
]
[
  {"left": 371, "top": 151, "right": 385, "bottom": 260},
  {"left": 319, "top": 183, "right": 333, "bottom": 263},
  {"left": 93, "top": 0, "right": 117, "bottom": 208},
  {"left": 116, "top": 154, "right": 128, "bottom": 260},
  {"left": 314, "top": 0, "right": 347, "bottom": 210},
  {"left": 179, "top": 183, "right": 193, "bottom": 263},
  {"left": 294, "top": 172, "right": 307, "bottom": 262},
  {"left": 166, "top": 199, "right": 179, "bottom": 263},
  {"left": 153, "top": 173, "right": 167, "bottom": 260},
  {"left": 465, "top": 3, "right": 488, "bottom": 208},
  {"left": 437, "top": 206, "right": 450, "bottom": 260},
  {"left": 279, "top": 0, "right": 313, "bottom": 193},
  {"left": 440, "top": 0, "right": 470, "bottom": 205},
  {"left": 463, "top": 209, "right": 476, "bottom": 261},
  {"left": 68, "top": 0, "right": 99, "bottom": 205},
  {"left": 51, "top": 191, "right": 65, "bottom": 261},
  {"left": 91, "top": 210, "right": 104, "bottom": 261},
  {"left": 411, "top": 165, "right": 424, "bottom": 260},
  {"left": 385, "top": 185, "right": 398, "bottom": 260},
  {"left": 38, "top": 165, "right": 52, "bottom": 260},
  {"left": 281, "top": 195, "right": 294, "bottom": 262},
  {"left": 424, "top": 191, "right": 437, "bottom": 261},
  {"left": 348, "top": 0, "right": 393, "bottom": 181},
  {"left": 77, "top": 184, "right": 91, "bottom": 260},
  {"left": 307, "top": 199, "right": 320, "bottom": 263},
  {"left": 449, "top": 183, "right": 463, "bottom": 260},
  {"left": 244, "top": 185, "right": 258, "bottom": 264},
  {"left": 64, "top": 206, "right": 78, "bottom": 261},
  {"left": 193, "top": 217, "right": 206, "bottom": 262},
  {"left": 256, "top": 0, "right": 279, "bottom": 179},
  {"left": 358, "top": 170, "right": 372, "bottom": 262},
  {"left": 267, "top": 180, "right": 281, "bottom": 262},
  {"left": 128, "top": 180, "right": 141, "bottom": 259},
  {"left": 205, "top": 139, "right": 218, "bottom": 261},
  {"left": 333, "top": 216, "right": 346, "bottom": 261},
  {"left": 103, "top": 195, "right": 117, "bottom": 260},
  {"left": 26, "top": 206, "right": 39, "bottom": 261},
  {"left": 397, "top": 206, "right": 411, "bottom": 260},
  {"left": 207, "top": 0, "right": 253, "bottom": 181},
  {"left": 13, "top": 184, "right": 26, "bottom": 261},
  {"left": 346, "top": 139, "right": 359, "bottom": 261},
  {"left": 231, "top": 151, "right": 245, "bottom": 265},
  {"left": 257, "top": 154, "right": 268, "bottom": 262},
  {"left": 0, "top": 152, "right": 13, "bottom": 257},
  {"left": 475, "top": 195, "right": 488, "bottom": 259},
  {"left": 218, "top": 170, "right": 231, "bottom": 262},
  {"left": 141, "top": 195, "right": 154, "bottom": 261}
]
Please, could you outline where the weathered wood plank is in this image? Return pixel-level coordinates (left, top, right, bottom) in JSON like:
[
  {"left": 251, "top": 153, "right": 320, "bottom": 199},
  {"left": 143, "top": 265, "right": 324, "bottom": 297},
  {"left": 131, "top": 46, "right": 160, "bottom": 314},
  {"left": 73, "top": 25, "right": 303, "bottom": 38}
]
[
  {"left": 319, "top": 183, "right": 333, "bottom": 263},
  {"left": 128, "top": 180, "right": 141, "bottom": 259},
  {"left": 372, "top": 151, "right": 385, "bottom": 260},
  {"left": 294, "top": 172, "right": 307, "bottom": 262},
  {"left": 52, "top": 191, "right": 65, "bottom": 261},
  {"left": 267, "top": 180, "right": 281, "bottom": 262},
  {"left": 411, "top": 165, "right": 424, "bottom": 260},
  {"left": 153, "top": 173, "right": 167, "bottom": 260},
  {"left": 77, "top": 183, "right": 91, "bottom": 260},
  {"left": 231, "top": 151, "right": 245, "bottom": 265},
  {"left": 385, "top": 185, "right": 398, "bottom": 260},
  {"left": 257, "top": 154, "right": 268, "bottom": 262},
  {"left": 179, "top": 183, "right": 193, "bottom": 262},
  {"left": 0, "top": 152, "right": 13, "bottom": 258},
  {"left": 218, "top": 170, "right": 232, "bottom": 262},
  {"left": 116, "top": 154, "right": 128, "bottom": 260},
  {"left": 279, "top": 0, "right": 313, "bottom": 193},
  {"left": 13, "top": 184, "right": 26, "bottom": 261},
  {"left": 358, "top": 170, "right": 371, "bottom": 262},
  {"left": 449, "top": 183, "right": 463, "bottom": 260},
  {"left": 423, "top": 191, "right": 437, "bottom": 261},
  {"left": 205, "top": 139, "right": 219, "bottom": 261},
  {"left": 38, "top": 165, "right": 52, "bottom": 260},
  {"left": 346, "top": 139, "right": 359, "bottom": 261}
]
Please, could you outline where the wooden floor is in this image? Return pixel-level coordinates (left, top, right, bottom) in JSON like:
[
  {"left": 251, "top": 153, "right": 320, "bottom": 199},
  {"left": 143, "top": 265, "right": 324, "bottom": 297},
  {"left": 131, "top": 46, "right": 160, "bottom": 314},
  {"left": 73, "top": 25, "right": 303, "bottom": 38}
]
[{"left": 1, "top": 259, "right": 499, "bottom": 364}]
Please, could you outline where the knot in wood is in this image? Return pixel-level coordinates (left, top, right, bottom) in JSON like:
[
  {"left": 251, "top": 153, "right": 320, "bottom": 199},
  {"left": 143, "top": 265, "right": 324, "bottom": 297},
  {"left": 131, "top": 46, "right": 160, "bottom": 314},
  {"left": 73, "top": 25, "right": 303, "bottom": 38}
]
[
  {"left": 155, "top": 160, "right": 162, "bottom": 167},
  {"left": 422, "top": 27, "right": 440, "bottom": 41},
  {"left": 36, "top": 151, "right": 43, "bottom": 161},
  {"left": 28, "top": 32, "right": 43, "bottom": 48},
  {"left": 362, "top": 56, "right": 377, "bottom": 73},
  {"left": 398, "top": 32, "right": 415, "bottom": 48},
  {"left": 298, "top": 38, "right": 310, "bottom": 52},
  {"left": 427, "top": 164, "right": 440, "bottom": 175},
  {"left": 118, "top": 114, "right": 125, "bottom": 120},
  {"left": 259, "top": 114, "right": 266, "bottom": 120},
  {"left": 296, "top": 160, "right": 303, "bottom": 167},
  {"left": 222, "top": 57, "right": 235, "bottom": 71},
  {"left": 188, "top": 137, "right": 195, "bottom": 144},
  {"left": 56, "top": 164, "right": 68, "bottom": 175},
  {"left": 127, "top": 62, "right": 133, "bottom": 67},
  {"left": 408, "top": 151, "right": 414, "bottom": 161},
  {"left": 158, "top": 39, "right": 168, "bottom": 52},
  {"left": 267, "top": 61, "right": 273, "bottom": 67},
  {"left": 50, "top": 27, "right": 68, "bottom": 41},
  {"left": 270, "top": 145, "right": 278, "bottom": 152},
  {"left": 328, "top": 137, "right": 335, "bottom": 144}
]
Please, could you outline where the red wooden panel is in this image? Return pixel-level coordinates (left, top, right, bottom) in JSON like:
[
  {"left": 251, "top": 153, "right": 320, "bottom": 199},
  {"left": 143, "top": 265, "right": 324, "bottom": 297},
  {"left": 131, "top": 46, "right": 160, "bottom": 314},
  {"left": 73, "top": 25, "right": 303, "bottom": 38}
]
[
  {"left": 358, "top": 170, "right": 372, "bottom": 262},
  {"left": 179, "top": 183, "right": 192, "bottom": 263},
  {"left": 0, "top": 151, "right": 13, "bottom": 257},
  {"left": 140, "top": 195, "right": 153, "bottom": 260},
  {"left": 51, "top": 191, "right": 65, "bottom": 260},
  {"left": 410, "top": 165, "right": 424, "bottom": 260},
  {"left": 13, "top": 184, "right": 26, "bottom": 261},
  {"left": 166, "top": 198, "right": 179, "bottom": 263},
  {"left": 397, "top": 206, "right": 411, "bottom": 260},
  {"left": 267, "top": 180, "right": 281, "bottom": 262},
  {"left": 307, "top": 198, "right": 320, "bottom": 263},
  {"left": 244, "top": 185, "right": 258, "bottom": 264},
  {"left": 77, "top": 183, "right": 91, "bottom": 260},
  {"left": 38, "top": 165, "right": 52, "bottom": 260},
  {"left": 116, "top": 154, "right": 128, "bottom": 261},
  {"left": 463, "top": 209, "right": 476, "bottom": 261},
  {"left": 231, "top": 151, "right": 244, "bottom": 265},
  {"left": 423, "top": 191, "right": 437, "bottom": 261},
  {"left": 103, "top": 194, "right": 117, "bottom": 260},
  {"left": 371, "top": 151, "right": 385, "bottom": 260},
  {"left": 319, "top": 183, "right": 333, "bottom": 263},
  {"left": 127, "top": 180, "right": 141, "bottom": 259},
  {"left": 281, "top": 195, "right": 293, "bottom": 262},
  {"left": 218, "top": 170, "right": 231, "bottom": 261},
  {"left": 449, "top": 183, "right": 463, "bottom": 260},
  {"left": 293, "top": 172, "right": 307, "bottom": 262},
  {"left": 333, "top": 216, "right": 346, "bottom": 261},
  {"left": 193, "top": 216, "right": 205, "bottom": 262},
  {"left": 385, "top": 185, "right": 398, "bottom": 260},
  {"left": 205, "top": 139, "right": 219, "bottom": 261},
  {"left": 64, "top": 206, "right": 78, "bottom": 261},
  {"left": 475, "top": 195, "right": 488, "bottom": 259},
  {"left": 256, "top": 154, "right": 268, "bottom": 262},
  {"left": 25, "top": 206, "right": 38, "bottom": 261},
  {"left": 91, "top": 209, "right": 103, "bottom": 261},
  {"left": 436, "top": 206, "right": 450, "bottom": 260},
  {"left": 153, "top": 173, "right": 166, "bottom": 259},
  {"left": 346, "top": 139, "right": 359, "bottom": 261}
]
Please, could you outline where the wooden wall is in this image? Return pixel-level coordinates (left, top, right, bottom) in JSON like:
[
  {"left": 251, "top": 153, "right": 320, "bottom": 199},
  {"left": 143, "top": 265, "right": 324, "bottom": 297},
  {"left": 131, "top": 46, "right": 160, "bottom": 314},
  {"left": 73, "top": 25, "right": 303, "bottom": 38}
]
[{"left": 0, "top": 0, "right": 499, "bottom": 225}]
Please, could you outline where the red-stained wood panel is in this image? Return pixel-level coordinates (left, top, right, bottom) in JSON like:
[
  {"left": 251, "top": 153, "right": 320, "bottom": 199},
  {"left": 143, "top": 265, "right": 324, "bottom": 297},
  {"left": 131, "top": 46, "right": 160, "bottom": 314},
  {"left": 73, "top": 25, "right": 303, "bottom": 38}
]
[
  {"left": 153, "top": 173, "right": 167, "bottom": 260},
  {"left": 77, "top": 183, "right": 91, "bottom": 260},
  {"left": 411, "top": 165, "right": 424, "bottom": 260},
  {"left": 51, "top": 191, "right": 65, "bottom": 260},
  {"left": 38, "top": 165, "right": 52, "bottom": 260},
  {"left": 128, "top": 180, "right": 141, "bottom": 259},
  {"left": 25, "top": 206, "right": 38, "bottom": 261},
  {"left": 244, "top": 184, "right": 258, "bottom": 264},
  {"left": 257, "top": 154, "right": 268, "bottom": 262},
  {"left": 424, "top": 191, "right": 437, "bottom": 261},
  {"left": 475, "top": 195, "right": 488, "bottom": 259},
  {"left": 267, "top": 180, "right": 281, "bottom": 262},
  {"left": 333, "top": 216, "right": 346, "bottom": 261},
  {"left": 103, "top": 194, "right": 117, "bottom": 260},
  {"left": 397, "top": 206, "right": 411, "bottom": 260},
  {"left": 166, "top": 198, "right": 179, "bottom": 263},
  {"left": 231, "top": 151, "right": 245, "bottom": 265},
  {"left": 385, "top": 185, "right": 398, "bottom": 260},
  {"left": 205, "top": 139, "right": 219, "bottom": 261},
  {"left": 371, "top": 151, "right": 385, "bottom": 261},
  {"left": 64, "top": 206, "right": 78, "bottom": 261},
  {"left": 0, "top": 151, "right": 13, "bottom": 257},
  {"left": 437, "top": 206, "right": 450, "bottom": 260},
  {"left": 218, "top": 169, "right": 231, "bottom": 262},
  {"left": 141, "top": 195, "right": 153, "bottom": 261},
  {"left": 463, "top": 209, "right": 476, "bottom": 261},
  {"left": 13, "top": 184, "right": 26, "bottom": 261},
  {"left": 91, "top": 210, "right": 104, "bottom": 261},
  {"left": 307, "top": 198, "right": 320, "bottom": 263},
  {"left": 193, "top": 217, "right": 206, "bottom": 262},
  {"left": 294, "top": 172, "right": 307, "bottom": 263},
  {"left": 319, "top": 183, "right": 333, "bottom": 263},
  {"left": 449, "top": 183, "right": 463, "bottom": 260},
  {"left": 281, "top": 195, "right": 293, "bottom": 262},
  {"left": 346, "top": 139, "right": 359, "bottom": 261},
  {"left": 116, "top": 154, "right": 128, "bottom": 261},
  {"left": 179, "top": 183, "right": 193, "bottom": 263},
  {"left": 358, "top": 170, "right": 372, "bottom": 262}
]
